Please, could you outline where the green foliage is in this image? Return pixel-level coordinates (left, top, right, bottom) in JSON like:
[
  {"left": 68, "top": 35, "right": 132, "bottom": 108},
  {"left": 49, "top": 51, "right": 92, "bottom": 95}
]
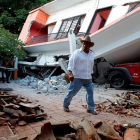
[
  {"left": 0, "top": 25, "right": 26, "bottom": 60},
  {"left": 0, "top": 0, "right": 53, "bottom": 34}
]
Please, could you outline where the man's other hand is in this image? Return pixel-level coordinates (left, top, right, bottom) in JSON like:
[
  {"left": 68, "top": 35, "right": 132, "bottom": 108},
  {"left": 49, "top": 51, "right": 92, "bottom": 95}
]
[
  {"left": 69, "top": 71, "right": 74, "bottom": 82},
  {"left": 91, "top": 74, "right": 95, "bottom": 83}
]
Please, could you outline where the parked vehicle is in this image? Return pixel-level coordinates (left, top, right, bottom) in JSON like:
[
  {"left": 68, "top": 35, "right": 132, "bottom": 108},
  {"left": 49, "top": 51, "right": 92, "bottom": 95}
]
[{"left": 108, "top": 62, "right": 140, "bottom": 88}]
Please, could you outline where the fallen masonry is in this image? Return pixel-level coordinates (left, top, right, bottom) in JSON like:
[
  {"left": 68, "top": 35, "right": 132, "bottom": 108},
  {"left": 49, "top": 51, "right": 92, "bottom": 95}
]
[
  {"left": 18, "top": 74, "right": 69, "bottom": 94},
  {"left": 33, "top": 119, "right": 140, "bottom": 140},
  {"left": 0, "top": 87, "right": 140, "bottom": 139},
  {"left": 95, "top": 91, "right": 140, "bottom": 118},
  {"left": 0, "top": 119, "right": 140, "bottom": 139},
  {"left": 0, "top": 89, "right": 47, "bottom": 139}
]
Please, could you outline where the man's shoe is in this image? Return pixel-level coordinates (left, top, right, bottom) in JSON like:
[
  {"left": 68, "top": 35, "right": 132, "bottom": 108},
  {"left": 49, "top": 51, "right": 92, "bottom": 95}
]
[
  {"left": 7, "top": 81, "right": 10, "bottom": 83},
  {"left": 63, "top": 106, "right": 70, "bottom": 112},
  {"left": 87, "top": 109, "right": 97, "bottom": 115}
]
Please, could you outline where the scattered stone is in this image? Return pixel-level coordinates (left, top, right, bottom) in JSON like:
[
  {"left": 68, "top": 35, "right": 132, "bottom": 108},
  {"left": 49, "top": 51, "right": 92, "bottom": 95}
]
[
  {"left": 95, "top": 91, "right": 140, "bottom": 118},
  {"left": 19, "top": 74, "right": 69, "bottom": 95},
  {"left": 37, "top": 91, "right": 42, "bottom": 94}
]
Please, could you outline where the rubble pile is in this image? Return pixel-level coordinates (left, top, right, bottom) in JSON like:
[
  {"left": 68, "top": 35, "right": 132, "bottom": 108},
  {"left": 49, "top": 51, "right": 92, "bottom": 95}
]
[
  {"left": 18, "top": 74, "right": 69, "bottom": 94},
  {"left": 96, "top": 91, "right": 140, "bottom": 117},
  {"left": 0, "top": 90, "right": 47, "bottom": 129},
  {"left": 34, "top": 119, "right": 140, "bottom": 140},
  {"left": 0, "top": 118, "right": 139, "bottom": 139}
]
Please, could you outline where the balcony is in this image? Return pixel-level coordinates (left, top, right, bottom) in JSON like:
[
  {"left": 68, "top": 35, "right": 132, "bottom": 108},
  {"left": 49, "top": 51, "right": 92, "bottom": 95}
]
[{"left": 26, "top": 32, "right": 86, "bottom": 45}]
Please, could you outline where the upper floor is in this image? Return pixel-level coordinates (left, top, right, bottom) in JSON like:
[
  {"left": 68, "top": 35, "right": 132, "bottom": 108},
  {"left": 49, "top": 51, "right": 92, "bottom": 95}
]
[{"left": 18, "top": 0, "right": 140, "bottom": 46}]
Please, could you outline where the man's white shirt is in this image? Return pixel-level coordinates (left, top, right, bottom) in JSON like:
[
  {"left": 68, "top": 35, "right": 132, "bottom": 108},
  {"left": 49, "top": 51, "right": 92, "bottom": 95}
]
[{"left": 68, "top": 48, "right": 94, "bottom": 79}]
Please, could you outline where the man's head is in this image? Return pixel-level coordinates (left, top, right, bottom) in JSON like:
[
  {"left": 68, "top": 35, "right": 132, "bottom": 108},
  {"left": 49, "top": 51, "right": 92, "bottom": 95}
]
[{"left": 80, "top": 35, "right": 94, "bottom": 52}]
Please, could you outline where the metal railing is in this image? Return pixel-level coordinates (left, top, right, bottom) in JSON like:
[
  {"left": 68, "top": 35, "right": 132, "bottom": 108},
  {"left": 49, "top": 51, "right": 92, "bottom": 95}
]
[
  {"left": 127, "top": 2, "right": 140, "bottom": 13},
  {"left": 26, "top": 32, "right": 86, "bottom": 45}
]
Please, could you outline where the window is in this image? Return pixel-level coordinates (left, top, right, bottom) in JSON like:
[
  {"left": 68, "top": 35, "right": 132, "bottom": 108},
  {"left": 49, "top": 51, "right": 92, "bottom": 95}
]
[
  {"left": 88, "top": 7, "right": 112, "bottom": 34},
  {"left": 56, "top": 15, "right": 85, "bottom": 39}
]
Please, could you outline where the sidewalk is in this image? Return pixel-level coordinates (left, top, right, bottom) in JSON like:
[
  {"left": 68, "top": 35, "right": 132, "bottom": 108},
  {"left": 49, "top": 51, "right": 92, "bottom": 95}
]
[{"left": 0, "top": 81, "right": 140, "bottom": 139}]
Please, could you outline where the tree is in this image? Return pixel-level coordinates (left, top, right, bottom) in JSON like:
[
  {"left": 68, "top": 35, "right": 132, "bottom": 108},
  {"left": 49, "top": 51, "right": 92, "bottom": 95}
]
[
  {"left": 0, "top": 0, "right": 53, "bottom": 34},
  {"left": 0, "top": 25, "right": 26, "bottom": 60}
]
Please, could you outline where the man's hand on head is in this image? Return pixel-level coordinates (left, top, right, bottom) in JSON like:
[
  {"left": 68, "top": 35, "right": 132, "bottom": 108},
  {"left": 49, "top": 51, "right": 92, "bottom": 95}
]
[{"left": 68, "top": 71, "right": 74, "bottom": 82}]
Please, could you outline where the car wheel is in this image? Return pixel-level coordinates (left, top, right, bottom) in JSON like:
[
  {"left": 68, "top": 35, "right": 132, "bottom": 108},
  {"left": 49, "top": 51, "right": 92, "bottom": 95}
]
[{"left": 108, "top": 70, "right": 128, "bottom": 88}]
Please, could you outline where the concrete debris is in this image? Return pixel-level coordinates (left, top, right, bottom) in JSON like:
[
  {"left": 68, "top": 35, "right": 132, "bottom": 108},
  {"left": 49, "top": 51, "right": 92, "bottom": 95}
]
[
  {"left": 34, "top": 121, "right": 56, "bottom": 140},
  {"left": 79, "top": 119, "right": 101, "bottom": 140},
  {"left": 96, "top": 121, "right": 122, "bottom": 140},
  {"left": 33, "top": 119, "right": 140, "bottom": 140},
  {"left": 103, "top": 83, "right": 110, "bottom": 89},
  {"left": 0, "top": 88, "right": 14, "bottom": 91},
  {"left": 18, "top": 74, "right": 69, "bottom": 94},
  {"left": 0, "top": 90, "right": 47, "bottom": 130},
  {"left": 65, "top": 133, "right": 76, "bottom": 139},
  {"left": 95, "top": 90, "right": 140, "bottom": 118}
]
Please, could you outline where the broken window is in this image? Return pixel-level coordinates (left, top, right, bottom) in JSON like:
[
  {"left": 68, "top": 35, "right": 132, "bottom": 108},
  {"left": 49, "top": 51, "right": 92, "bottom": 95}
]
[
  {"left": 56, "top": 15, "right": 85, "bottom": 39},
  {"left": 88, "top": 7, "right": 112, "bottom": 34}
]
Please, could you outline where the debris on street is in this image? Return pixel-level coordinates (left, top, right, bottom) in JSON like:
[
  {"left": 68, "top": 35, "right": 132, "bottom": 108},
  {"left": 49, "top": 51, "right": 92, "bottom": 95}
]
[
  {"left": 34, "top": 121, "right": 56, "bottom": 140},
  {"left": 124, "top": 128, "right": 140, "bottom": 140},
  {"left": 18, "top": 75, "right": 69, "bottom": 94},
  {"left": 0, "top": 124, "right": 27, "bottom": 140},
  {"left": 34, "top": 119, "right": 140, "bottom": 140},
  {"left": 95, "top": 91, "right": 140, "bottom": 118},
  {"left": 0, "top": 89, "right": 47, "bottom": 139}
]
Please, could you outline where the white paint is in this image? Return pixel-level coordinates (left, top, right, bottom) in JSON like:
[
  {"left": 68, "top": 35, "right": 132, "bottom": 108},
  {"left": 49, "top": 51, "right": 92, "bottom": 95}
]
[
  {"left": 48, "top": 24, "right": 55, "bottom": 34},
  {"left": 94, "top": 30, "right": 140, "bottom": 59},
  {"left": 42, "top": 0, "right": 140, "bottom": 15},
  {"left": 98, "top": 0, "right": 139, "bottom": 8},
  {"left": 41, "top": 0, "right": 88, "bottom": 14},
  {"left": 46, "top": 1, "right": 93, "bottom": 25},
  {"left": 18, "top": 60, "right": 59, "bottom": 66},
  {"left": 68, "top": 31, "right": 76, "bottom": 55},
  {"left": 105, "top": 5, "right": 130, "bottom": 26},
  {"left": 14, "top": 57, "right": 18, "bottom": 69},
  {"left": 45, "top": 0, "right": 134, "bottom": 33},
  {"left": 36, "top": 54, "right": 56, "bottom": 65},
  {"left": 51, "top": 20, "right": 62, "bottom": 33},
  {"left": 27, "top": 49, "right": 70, "bottom": 57},
  {"left": 58, "top": 58, "right": 68, "bottom": 73},
  {"left": 79, "top": 8, "right": 96, "bottom": 33}
]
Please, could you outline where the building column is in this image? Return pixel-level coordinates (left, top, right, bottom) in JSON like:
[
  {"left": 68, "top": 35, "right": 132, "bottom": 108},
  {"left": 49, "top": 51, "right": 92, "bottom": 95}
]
[{"left": 68, "top": 30, "right": 76, "bottom": 55}]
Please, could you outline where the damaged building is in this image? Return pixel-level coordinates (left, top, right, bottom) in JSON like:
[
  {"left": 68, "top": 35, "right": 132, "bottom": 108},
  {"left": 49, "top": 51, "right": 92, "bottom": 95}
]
[
  {"left": 17, "top": 0, "right": 140, "bottom": 87},
  {"left": 0, "top": 1, "right": 140, "bottom": 139}
]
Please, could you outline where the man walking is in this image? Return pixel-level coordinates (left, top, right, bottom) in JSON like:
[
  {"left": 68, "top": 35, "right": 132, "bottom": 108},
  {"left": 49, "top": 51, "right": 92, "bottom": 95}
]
[{"left": 63, "top": 35, "right": 97, "bottom": 115}]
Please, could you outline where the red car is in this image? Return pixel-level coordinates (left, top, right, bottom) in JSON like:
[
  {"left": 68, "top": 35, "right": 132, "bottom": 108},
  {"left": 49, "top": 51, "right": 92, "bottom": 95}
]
[{"left": 108, "top": 62, "right": 140, "bottom": 88}]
